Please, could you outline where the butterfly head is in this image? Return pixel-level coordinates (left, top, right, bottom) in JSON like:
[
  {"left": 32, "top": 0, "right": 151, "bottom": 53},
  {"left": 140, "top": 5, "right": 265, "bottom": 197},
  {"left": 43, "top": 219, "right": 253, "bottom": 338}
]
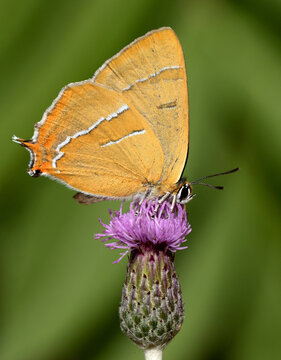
[
  {"left": 176, "top": 167, "right": 239, "bottom": 205},
  {"left": 176, "top": 182, "right": 194, "bottom": 204}
]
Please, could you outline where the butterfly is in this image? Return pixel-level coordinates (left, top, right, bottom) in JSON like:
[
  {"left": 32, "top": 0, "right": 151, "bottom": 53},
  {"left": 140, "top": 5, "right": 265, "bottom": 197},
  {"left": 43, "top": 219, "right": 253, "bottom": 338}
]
[{"left": 13, "top": 27, "right": 238, "bottom": 210}]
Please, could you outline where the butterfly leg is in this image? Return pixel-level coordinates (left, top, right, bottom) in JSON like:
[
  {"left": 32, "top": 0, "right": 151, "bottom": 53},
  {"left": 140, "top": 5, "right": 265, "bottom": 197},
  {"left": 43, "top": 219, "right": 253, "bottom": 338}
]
[
  {"left": 170, "top": 194, "right": 177, "bottom": 212},
  {"left": 135, "top": 188, "right": 152, "bottom": 214},
  {"left": 152, "top": 192, "right": 171, "bottom": 217}
]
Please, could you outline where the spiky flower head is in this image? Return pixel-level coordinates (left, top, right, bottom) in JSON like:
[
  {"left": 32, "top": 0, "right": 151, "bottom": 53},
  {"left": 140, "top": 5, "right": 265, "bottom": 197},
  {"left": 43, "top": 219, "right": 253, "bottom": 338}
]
[
  {"left": 95, "top": 200, "right": 191, "bottom": 262},
  {"left": 95, "top": 200, "right": 191, "bottom": 355}
]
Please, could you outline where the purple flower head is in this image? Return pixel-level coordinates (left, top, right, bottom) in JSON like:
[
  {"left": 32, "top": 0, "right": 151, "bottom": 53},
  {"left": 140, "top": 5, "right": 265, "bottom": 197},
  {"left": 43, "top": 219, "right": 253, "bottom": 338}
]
[{"left": 95, "top": 200, "right": 192, "bottom": 263}]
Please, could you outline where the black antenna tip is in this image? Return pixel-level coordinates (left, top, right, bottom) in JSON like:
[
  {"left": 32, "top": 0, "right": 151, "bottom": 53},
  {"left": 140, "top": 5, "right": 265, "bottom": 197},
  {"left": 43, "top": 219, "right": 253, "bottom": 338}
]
[{"left": 190, "top": 167, "right": 239, "bottom": 184}]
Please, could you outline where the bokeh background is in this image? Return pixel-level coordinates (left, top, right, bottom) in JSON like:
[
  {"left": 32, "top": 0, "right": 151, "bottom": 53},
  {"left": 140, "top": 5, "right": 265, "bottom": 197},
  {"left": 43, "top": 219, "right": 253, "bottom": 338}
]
[{"left": 1, "top": 0, "right": 280, "bottom": 359}]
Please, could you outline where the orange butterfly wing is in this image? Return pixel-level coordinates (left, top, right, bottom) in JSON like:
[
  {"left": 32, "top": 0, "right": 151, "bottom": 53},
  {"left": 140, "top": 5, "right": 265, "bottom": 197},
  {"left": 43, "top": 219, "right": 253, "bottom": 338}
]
[
  {"left": 16, "top": 82, "right": 164, "bottom": 198},
  {"left": 15, "top": 27, "right": 188, "bottom": 200},
  {"left": 93, "top": 27, "right": 189, "bottom": 191}
]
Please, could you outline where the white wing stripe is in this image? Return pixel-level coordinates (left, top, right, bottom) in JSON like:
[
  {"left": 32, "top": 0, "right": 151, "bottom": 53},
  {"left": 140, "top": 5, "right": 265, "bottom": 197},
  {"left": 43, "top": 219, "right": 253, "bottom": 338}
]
[
  {"left": 52, "top": 104, "right": 130, "bottom": 168},
  {"left": 101, "top": 129, "right": 146, "bottom": 148},
  {"left": 121, "top": 66, "right": 181, "bottom": 91}
]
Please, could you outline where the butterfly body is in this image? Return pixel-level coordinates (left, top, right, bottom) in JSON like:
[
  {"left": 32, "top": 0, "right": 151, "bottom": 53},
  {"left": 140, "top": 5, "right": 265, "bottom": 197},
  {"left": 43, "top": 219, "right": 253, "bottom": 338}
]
[{"left": 13, "top": 27, "right": 194, "bottom": 205}]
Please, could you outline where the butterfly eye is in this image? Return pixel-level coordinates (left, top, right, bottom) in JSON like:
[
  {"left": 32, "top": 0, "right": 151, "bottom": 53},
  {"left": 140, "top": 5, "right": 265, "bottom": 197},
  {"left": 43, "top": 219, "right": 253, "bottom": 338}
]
[{"left": 176, "top": 184, "right": 193, "bottom": 204}]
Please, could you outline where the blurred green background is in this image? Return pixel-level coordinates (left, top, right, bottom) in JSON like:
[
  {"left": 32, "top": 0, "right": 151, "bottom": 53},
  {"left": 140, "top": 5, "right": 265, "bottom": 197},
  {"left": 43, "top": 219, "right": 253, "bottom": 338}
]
[{"left": 1, "top": 0, "right": 280, "bottom": 359}]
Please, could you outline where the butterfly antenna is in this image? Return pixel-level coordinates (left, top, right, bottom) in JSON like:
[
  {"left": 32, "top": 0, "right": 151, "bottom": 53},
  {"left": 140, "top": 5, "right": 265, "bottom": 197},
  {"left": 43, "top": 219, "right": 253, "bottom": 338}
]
[
  {"left": 191, "top": 182, "right": 224, "bottom": 190},
  {"left": 190, "top": 167, "right": 239, "bottom": 184}
]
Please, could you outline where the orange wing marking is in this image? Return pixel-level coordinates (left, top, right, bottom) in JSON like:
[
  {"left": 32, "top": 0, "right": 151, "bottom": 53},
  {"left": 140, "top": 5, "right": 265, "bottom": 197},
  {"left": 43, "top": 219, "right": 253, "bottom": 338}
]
[
  {"left": 101, "top": 129, "right": 146, "bottom": 148},
  {"left": 121, "top": 65, "right": 182, "bottom": 92},
  {"left": 52, "top": 103, "right": 129, "bottom": 169}
]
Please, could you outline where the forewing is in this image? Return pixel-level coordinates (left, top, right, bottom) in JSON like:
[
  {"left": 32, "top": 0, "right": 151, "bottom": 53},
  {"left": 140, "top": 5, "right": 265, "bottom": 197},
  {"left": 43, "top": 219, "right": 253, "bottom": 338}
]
[{"left": 93, "top": 27, "right": 189, "bottom": 187}]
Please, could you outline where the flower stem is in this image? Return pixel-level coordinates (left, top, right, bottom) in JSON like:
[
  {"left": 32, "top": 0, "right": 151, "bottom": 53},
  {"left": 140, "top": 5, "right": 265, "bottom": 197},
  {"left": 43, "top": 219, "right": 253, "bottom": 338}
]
[{"left": 144, "top": 348, "right": 162, "bottom": 360}]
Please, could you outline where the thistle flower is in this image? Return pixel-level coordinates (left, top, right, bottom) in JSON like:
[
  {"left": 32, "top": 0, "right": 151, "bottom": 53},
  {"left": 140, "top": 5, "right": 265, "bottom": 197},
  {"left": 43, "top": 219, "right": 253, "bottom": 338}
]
[{"left": 95, "top": 200, "right": 191, "bottom": 360}]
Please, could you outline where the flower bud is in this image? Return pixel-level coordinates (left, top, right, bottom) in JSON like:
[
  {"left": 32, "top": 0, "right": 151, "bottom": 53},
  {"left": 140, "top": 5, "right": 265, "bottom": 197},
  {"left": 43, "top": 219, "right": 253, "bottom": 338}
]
[
  {"left": 95, "top": 200, "right": 191, "bottom": 354},
  {"left": 119, "top": 248, "right": 184, "bottom": 350}
]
